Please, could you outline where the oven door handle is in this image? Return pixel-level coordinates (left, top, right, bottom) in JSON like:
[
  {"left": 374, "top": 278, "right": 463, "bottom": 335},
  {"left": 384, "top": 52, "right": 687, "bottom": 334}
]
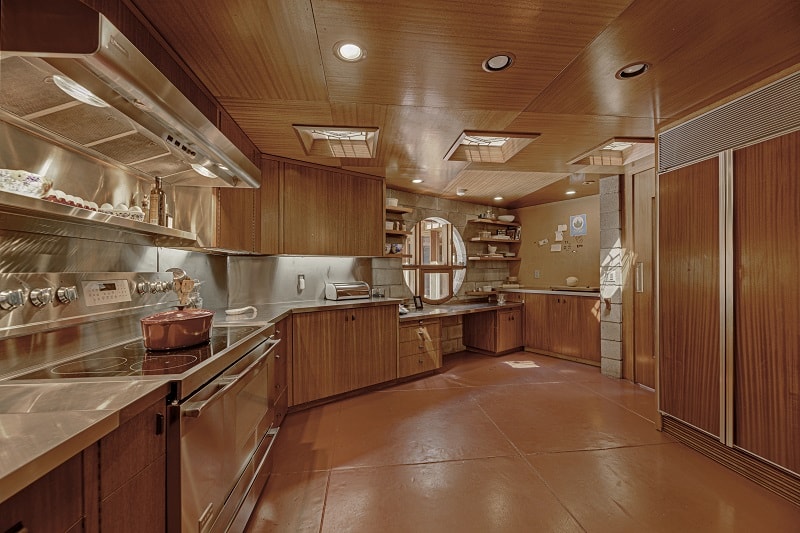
[{"left": 183, "top": 336, "right": 280, "bottom": 418}]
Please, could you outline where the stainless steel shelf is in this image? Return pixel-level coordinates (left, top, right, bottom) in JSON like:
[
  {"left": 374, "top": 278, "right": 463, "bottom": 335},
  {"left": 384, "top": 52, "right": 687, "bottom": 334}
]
[{"left": 0, "top": 191, "right": 197, "bottom": 246}]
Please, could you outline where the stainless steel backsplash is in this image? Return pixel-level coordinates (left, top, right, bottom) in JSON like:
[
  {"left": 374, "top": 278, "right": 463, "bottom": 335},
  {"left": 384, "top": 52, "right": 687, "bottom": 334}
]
[{"left": 227, "top": 256, "right": 374, "bottom": 306}]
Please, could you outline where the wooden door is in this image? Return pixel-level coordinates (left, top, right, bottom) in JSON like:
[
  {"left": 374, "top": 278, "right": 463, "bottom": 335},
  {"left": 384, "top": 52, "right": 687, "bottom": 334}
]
[
  {"left": 633, "top": 167, "right": 656, "bottom": 387},
  {"left": 292, "top": 310, "right": 347, "bottom": 404},
  {"left": 733, "top": 130, "right": 800, "bottom": 474},
  {"left": 283, "top": 165, "right": 343, "bottom": 255},
  {"left": 578, "top": 297, "right": 602, "bottom": 363},
  {"left": 552, "top": 295, "right": 580, "bottom": 357},
  {"left": 350, "top": 305, "right": 397, "bottom": 389},
  {"left": 523, "top": 293, "right": 551, "bottom": 351},
  {"left": 658, "top": 157, "right": 720, "bottom": 436},
  {"left": 496, "top": 308, "right": 523, "bottom": 353}
]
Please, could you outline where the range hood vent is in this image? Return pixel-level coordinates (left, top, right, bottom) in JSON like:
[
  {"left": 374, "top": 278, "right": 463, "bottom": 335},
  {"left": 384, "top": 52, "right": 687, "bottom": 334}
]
[{"left": 0, "top": 0, "right": 260, "bottom": 188}]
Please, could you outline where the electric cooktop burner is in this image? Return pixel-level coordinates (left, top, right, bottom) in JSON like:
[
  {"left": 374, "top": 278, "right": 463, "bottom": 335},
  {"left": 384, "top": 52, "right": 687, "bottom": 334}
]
[{"left": 15, "top": 325, "right": 261, "bottom": 380}]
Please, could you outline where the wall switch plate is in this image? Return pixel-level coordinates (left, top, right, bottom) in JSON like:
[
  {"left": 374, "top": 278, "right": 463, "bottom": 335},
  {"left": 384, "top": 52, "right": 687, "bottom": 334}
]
[
  {"left": 534, "top": 270, "right": 541, "bottom": 279},
  {"left": 606, "top": 270, "right": 616, "bottom": 283}
]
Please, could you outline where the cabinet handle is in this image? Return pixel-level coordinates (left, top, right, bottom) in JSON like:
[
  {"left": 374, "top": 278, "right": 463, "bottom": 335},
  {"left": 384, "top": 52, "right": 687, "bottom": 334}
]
[
  {"left": 635, "top": 262, "right": 644, "bottom": 293},
  {"left": 352, "top": 314, "right": 356, "bottom": 321},
  {"left": 155, "top": 413, "right": 164, "bottom": 435}
]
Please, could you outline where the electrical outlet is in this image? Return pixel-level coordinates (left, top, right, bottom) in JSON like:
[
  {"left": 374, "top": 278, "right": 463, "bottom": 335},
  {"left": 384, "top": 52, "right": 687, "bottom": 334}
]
[{"left": 534, "top": 270, "right": 541, "bottom": 279}]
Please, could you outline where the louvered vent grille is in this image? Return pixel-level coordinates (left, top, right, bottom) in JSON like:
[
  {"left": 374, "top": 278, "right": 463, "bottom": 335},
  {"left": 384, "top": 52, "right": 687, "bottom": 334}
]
[{"left": 658, "top": 71, "right": 800, "bottom": 173}]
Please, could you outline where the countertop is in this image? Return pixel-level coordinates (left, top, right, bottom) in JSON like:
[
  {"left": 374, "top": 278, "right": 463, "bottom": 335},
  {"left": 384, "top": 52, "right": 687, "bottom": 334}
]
[
  {"left": 0, "top": 296, "right": 404, "bottom": 503},
  {"left": 0, "top": 295, "right": 517, "bottom": 502},
  {"left": 500, "top": 287, "right": 601, "bottom": 298},
  {"left": 399, "top": 301, "right": 523, "bottom": 322},
  {"left": 0, "top": 380, "right": 169, "bottom": 503}
]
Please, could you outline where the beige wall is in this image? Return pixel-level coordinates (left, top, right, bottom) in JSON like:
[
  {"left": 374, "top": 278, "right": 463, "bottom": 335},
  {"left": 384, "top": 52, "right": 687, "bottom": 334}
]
[{"left": 517, "top": 195, "right": 600, "bottom": 289}]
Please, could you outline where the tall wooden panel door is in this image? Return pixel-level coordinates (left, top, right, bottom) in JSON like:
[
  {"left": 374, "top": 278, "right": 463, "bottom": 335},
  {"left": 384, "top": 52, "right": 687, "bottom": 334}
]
[
  {"left": 658, "top": 156, "right": 720, "bottom": 435},
  {"left": 633, "top": 168, "right": 656, "bottom": 388},
  {"left": 733, "top": 130, "right": 800, "bottom": 474}
]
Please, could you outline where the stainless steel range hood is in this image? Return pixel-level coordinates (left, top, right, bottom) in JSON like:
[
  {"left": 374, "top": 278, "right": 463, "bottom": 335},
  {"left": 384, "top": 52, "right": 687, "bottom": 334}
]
[{"left": 0, "top": 0, "right": 260, "bottom": 189}]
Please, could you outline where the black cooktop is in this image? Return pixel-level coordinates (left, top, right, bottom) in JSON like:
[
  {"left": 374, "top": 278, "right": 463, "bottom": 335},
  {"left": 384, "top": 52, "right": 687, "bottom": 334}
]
[{"left": 15, "top": 325, "right": 261, "bottom": 380}]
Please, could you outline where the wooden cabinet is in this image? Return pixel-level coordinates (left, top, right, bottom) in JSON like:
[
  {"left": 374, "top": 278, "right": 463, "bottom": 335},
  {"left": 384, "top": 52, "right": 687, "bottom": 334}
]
[
  {"left": 399, "top": 318, "right": 442, "bottom": 378},
  {"left": 283, "top": 163, "right": 384, "bottom": 256},
  {"left": 658, "top": 157, "right": 721, "bottom": 435},
  {"left": 0, "top": 452, "right": 85, "bottom": 532},
  {"left": 272, "top": 316, "right": 291, "bottom": 424},
  {"left": 99, "top": 398, "right": 167, "bottom": 532},
  {"left": 463, "top": 307, "right": 523, "bottom": 355},
  {"left": 215, "top": 157, "right": 280, "bottom": 253},
  {"left": 292, "top": 304, "right": 398, "bottom": 405},
  {"left": 523, "top": 293, "right": 600, "bottom": 364},
  {"left": 733, "top": 131, "right": 799, "bottom": 473}
]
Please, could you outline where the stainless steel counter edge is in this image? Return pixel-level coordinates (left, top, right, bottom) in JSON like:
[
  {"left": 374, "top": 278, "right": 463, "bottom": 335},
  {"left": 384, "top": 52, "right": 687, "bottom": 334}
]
[
  {"left": 399, "top": 301, "right": 523, "bottom": 322},
  {"left": 0, "top": 380, "right": 170, "bottom": 503},
  {"left": 501, "top": 288, "right": 601, "bottom": 298}
]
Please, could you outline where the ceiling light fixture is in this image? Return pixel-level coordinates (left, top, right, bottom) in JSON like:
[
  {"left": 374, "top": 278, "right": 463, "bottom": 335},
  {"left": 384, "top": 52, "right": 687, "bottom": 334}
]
[
  {"left": 412, "top": 178, "right": 424, "bottom": 184},
  {"left": 482, "top": 53, "right": 515, "bottom": 72},
  {"left": 334, "top": 41, "right": 366, "bottom": 62},
  {"left": 456, "top": 188, "right": 467, "bottom": 196},
  {"left": 615, "top": 62, "right": 650, "bottom": 79},
  {"left": 494, "top": 196, "right": 504, "bottom": 201},
  {"left": 565, "top": 190, "right": 576, "bottom": 195},
  {"left": 52, "top": 75, "right": 108, "bottom": 108}
]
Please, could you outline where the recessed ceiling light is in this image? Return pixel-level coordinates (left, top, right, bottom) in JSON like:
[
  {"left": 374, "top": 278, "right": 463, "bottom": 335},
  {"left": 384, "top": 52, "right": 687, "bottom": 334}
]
[
  {"left": 565, "top": 190, "right": 576, "bottom": 195},
  {"left": 494, "top": 196, "right": 504, "bottom": 201},
  {"left": 482, "top": 53, "right": 515, "bottom": 72},
  {"left": 334, "top": 41, "right": 366, "bottom": 62},
  {"left": 582, "top": 180, "right": 595, "bottom": 185},
  {"left": 615, "top": 62, "right": 650, "bottom": 79},
  {"left": 412, "top": 178, "right": 423, "bottom": 184},
  {"left": 456, "top": 188, "right": 467, "bottom": 196}
]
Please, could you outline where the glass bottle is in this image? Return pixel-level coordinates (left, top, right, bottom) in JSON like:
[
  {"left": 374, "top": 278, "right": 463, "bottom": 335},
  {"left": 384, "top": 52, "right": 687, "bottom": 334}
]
[{"left": 148, "top": 177, "right": 166, "bottom": 225}]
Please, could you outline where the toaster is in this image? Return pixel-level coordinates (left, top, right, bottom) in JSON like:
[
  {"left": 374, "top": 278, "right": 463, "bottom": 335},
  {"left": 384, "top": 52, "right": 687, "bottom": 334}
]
[{"left": 324, "top": 281, "right": 371, "bottom": 300}]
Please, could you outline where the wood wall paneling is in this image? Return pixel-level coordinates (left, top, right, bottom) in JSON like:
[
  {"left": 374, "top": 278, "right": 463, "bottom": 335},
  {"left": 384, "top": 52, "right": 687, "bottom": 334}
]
[
  {"left": 658, "top": 156, "right": 720, "bottom": 435},
  {"left": 216, "top": 187, "right": 257, "bottom": 252},
  {"left": 733, "top": 130, "right": 800, "bottom": 474}
]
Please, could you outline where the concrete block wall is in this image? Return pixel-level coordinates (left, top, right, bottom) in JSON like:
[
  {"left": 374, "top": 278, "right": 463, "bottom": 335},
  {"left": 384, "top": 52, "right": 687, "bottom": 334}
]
[
  {"left": 440, "top": 315, "right": 465, "bottom": 355},
  {"left": 599, "top": 175, "right": 624, "bottom": 378}
]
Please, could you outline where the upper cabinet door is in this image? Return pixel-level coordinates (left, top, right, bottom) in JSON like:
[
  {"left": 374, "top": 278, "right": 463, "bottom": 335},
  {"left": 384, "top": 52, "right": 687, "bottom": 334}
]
[{"left": 282, "top": 163, "right": 383, "bottom": 256}]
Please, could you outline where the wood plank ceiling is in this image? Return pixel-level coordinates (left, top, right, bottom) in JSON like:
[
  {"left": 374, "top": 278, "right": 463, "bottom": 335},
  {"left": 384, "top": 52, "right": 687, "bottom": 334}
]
[{"left": 130, "top": 0, "right": 800, "bottom": 207}]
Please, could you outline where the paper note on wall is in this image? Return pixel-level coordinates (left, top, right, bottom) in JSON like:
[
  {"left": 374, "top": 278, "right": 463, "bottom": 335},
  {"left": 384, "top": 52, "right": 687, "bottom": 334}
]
[
  {"left": 538, "top": 238, "right": 549, "bottom": 246},
  {"left": 557, "top": 224, "right": 567, "bottom": 232},
  {"left": 555, "top": 231, "right": 563, "bottom": 241},
  {"left": 550, "top": 244, "right": 562, "bottom": 252}
]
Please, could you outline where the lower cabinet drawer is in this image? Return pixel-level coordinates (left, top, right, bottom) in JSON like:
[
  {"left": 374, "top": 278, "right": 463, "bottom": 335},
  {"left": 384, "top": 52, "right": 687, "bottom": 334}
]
[{"left": 399, "top": 352, "right": 439, "bottom": 377}]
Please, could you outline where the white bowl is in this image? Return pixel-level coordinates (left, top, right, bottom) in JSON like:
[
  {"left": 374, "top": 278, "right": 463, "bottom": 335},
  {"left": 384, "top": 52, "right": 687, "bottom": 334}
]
[{"left": 497, "top": 215, "right": 515, "bottom": 222}]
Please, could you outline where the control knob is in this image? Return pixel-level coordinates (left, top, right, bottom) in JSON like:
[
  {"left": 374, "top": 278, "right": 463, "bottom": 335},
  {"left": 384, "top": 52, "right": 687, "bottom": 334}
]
[
  {"left": 56, "top": 286, "right": 79, "bottom": 304},
  {"left": 137, "top": 281, "right": 152, "bottom": 295},
  {"left": 30, "top": 287, "right": 54, "bottom": 307},
  {"left": 0, "top": 289, "right": 25, "bottom": 310}
]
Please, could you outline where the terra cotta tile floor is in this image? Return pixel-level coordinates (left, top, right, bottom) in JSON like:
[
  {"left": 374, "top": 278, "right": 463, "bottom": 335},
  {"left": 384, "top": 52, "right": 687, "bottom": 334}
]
[{"left": 244, "top": 351, "right": 800, "bottom": 532}]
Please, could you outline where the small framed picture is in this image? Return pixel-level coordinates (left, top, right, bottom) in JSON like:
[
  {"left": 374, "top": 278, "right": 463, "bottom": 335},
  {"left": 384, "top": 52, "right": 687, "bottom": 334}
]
[{"left": 413, "top": 296, "right": 423, "bottom": 309}]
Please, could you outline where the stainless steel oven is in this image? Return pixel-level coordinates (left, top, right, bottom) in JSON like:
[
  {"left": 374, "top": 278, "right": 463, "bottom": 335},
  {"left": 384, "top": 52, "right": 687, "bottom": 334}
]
[{"left": 168, "top": 324, "right": 280, "bottom": 533}]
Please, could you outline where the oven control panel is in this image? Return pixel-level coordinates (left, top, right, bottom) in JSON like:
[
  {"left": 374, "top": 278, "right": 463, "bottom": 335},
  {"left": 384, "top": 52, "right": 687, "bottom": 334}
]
[
  {"left": 0, "top": 272, "right": 179, "bottom": 337},
  {"left": 81, "top": 279, "right": 132, "bottom": 307}
]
